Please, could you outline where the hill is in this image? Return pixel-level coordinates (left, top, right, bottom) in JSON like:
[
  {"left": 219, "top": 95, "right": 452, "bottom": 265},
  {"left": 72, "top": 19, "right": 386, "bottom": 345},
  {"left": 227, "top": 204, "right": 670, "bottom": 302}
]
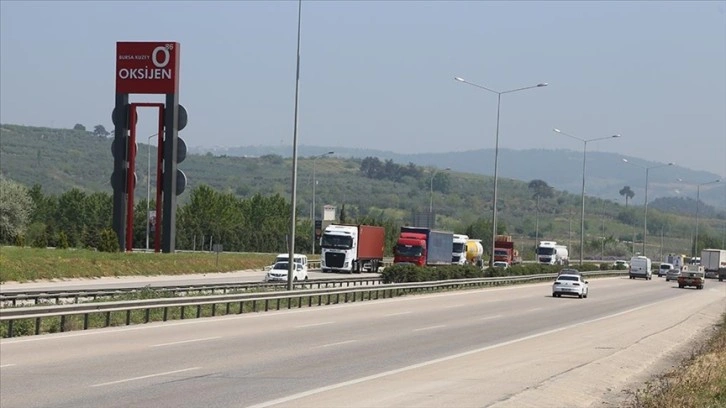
[
  {"left": 1, "top": 123, "right": 724, "bottom": 258},
  {"left": 192, "top": 144, "right": 726, "bottom": 210}
]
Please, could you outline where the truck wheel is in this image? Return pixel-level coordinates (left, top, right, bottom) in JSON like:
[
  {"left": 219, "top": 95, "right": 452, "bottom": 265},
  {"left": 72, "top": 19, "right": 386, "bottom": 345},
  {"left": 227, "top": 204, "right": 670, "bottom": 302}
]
[
  {"left": 373, "top": 260, "right": 380, "bottom": 273},
  {"left": 679, "top": 284, "right": 684, "bottom": 288}
]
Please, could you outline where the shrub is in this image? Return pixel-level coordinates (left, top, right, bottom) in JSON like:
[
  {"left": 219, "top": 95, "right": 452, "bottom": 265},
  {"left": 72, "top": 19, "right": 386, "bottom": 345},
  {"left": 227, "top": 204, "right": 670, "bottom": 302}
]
[{"left": 97, "top": 228, "right": 120, "bottom": 252}]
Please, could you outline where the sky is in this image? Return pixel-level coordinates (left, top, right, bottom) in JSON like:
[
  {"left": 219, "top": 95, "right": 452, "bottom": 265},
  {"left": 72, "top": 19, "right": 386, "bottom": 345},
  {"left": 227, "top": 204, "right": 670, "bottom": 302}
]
[{"left": 1, "top": 1, "right": 725, "bottom": 177}]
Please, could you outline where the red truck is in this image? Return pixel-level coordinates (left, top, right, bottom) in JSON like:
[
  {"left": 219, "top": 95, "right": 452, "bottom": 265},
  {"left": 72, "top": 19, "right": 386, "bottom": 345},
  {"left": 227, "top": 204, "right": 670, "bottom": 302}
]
[{"left": 493, "top": 235, "right": 522, "bottom": 266}]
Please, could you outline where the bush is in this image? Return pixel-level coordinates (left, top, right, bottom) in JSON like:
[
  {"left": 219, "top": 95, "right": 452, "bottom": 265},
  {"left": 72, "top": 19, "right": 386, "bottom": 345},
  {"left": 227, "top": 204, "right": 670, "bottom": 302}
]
[
  {"left": 381, "top": 264, "right": 485, "bottom": 283},
  {"left": 57, "top": 231, "right": 70, "bottom": 249},
  {"left": 97, "top": 228, "right": 120, "bottom": 252}
]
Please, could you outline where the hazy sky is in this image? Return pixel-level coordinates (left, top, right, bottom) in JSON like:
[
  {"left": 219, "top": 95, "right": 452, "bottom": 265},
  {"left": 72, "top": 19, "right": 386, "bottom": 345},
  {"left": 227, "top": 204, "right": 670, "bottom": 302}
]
[{"left": 1, "top": 1, "right": 725, "bottom": 176}]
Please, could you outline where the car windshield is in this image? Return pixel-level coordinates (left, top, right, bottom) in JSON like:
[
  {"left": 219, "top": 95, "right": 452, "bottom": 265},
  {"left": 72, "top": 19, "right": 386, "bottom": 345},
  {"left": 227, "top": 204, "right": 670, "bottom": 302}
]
[
  {"left": 660, "top": 264, "right": 671, "bottom": 269},
  {"left": 273, "top": 262, "right": 289, "bottom": 270},
  {"left": 556, "top": 275, "right": 579, "bottom": 281},
  {"left": 453, "top": 243, "right": 466, "bottom": 253},
  {"left": 320, "top": 234, "right": 353, "bottom": 249}
]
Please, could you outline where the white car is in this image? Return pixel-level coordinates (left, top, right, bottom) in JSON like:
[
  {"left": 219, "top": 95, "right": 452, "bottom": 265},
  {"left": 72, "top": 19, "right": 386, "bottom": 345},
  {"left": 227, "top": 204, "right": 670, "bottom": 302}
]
[
  {"left": 492, "top": 261, "right": 509, "bottom": 268},
  {"left": 552, "top": 274, "right": 589, "bottom": 298},
  {"left": 264, "top": 262, "right": 308, "bottom": 282}
]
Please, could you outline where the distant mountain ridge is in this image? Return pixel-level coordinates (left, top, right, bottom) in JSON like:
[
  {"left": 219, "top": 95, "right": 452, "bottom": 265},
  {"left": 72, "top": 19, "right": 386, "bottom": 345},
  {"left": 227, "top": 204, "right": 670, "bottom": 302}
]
[{"left": 190, "top": 144, "right": 726, "bottom": 209}]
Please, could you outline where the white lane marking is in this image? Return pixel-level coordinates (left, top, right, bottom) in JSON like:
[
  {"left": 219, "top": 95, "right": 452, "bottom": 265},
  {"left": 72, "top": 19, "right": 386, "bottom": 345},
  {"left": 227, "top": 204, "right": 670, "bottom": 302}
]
[
  {"left": 442, "top": 304, "right": 464, "bottom": 309},
  {"left": 384, "top": 311, "right": 412, "bottom": 317},
  {"left": 0, "top": 364, "right": 17, "bottom": 368},
  {"left": 150, "top": 336, "right": 220, "bottom": 348},
  {"left": 316, "top": 340, "right": 358, "bottom": 348},
  {"left": 479, "top": 314, "right": 503, "bottom": 321},
  {"left": 91, "top": 367, "right": 201, "bottom": 387},
  {"left": 296, "top": 321, "right": 334, "bottom": 329},
  {"left": 246, "top": 302, "right": 663, "bottom": 408},
  {"left": 526, "top": 308, "right": 543, "bottom": 313},
  {"left": 413, "top": 325, "right": 446, "bottom": 332}
]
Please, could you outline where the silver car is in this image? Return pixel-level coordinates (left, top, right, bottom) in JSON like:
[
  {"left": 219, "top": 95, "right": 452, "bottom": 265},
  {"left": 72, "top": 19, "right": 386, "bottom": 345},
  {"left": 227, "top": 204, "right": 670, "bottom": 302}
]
[{"left": 665, "top": 268, "right": 681, "bottom": 282}]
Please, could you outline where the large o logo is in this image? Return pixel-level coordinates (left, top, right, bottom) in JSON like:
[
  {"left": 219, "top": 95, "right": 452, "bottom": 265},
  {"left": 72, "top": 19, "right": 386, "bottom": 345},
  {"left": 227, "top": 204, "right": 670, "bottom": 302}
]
[{"left": 152, "top": 46, "right": 170, "bottom": 68}]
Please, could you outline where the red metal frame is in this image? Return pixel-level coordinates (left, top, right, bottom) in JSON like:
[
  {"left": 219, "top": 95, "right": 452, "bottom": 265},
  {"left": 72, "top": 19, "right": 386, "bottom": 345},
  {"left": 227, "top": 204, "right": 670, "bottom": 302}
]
[{"left": 126, "top": 103, "right": 165, "bottom": 252}]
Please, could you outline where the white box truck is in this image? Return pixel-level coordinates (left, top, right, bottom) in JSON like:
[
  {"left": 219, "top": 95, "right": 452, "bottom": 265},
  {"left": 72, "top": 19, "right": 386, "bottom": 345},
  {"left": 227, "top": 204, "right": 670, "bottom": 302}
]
[{"left": 700, "top": 249, "right": 726, "bottom": 280}]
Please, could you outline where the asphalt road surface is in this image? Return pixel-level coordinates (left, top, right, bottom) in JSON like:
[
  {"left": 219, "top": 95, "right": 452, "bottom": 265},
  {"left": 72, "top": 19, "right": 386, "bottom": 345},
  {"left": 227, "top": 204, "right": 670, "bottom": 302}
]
[{"left": 1, "top": 276, "right": 724, "bottom": 408}]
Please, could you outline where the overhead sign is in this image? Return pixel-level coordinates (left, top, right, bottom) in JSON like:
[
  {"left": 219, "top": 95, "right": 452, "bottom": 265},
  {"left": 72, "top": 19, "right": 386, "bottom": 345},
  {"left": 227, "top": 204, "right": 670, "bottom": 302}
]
[{"left": 116, "top": 42, "right": 179, "bottom": 94}]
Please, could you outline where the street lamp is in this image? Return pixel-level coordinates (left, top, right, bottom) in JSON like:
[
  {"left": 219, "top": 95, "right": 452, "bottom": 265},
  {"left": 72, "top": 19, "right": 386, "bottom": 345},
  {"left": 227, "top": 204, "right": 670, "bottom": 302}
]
[
  {"left": 455, "top": 76, "right": 547, "bottom": 266},
  {"left": 429, "top": 167, "right": 450, "bottom": 227},
  {"left": 554, "top": 128, "right": 620, "bottom": 265},
  {"left": 694, "top": 179, "right": 720, "bottom": 256},
  {"left": 311, "top": 151, "right": 334, "bottom": 254},
  {"left": 287, "top": 0, "right": 303, "bottom": 291},
  {"left": 622, "top": 159, "right": 674, "bottom": 257}
]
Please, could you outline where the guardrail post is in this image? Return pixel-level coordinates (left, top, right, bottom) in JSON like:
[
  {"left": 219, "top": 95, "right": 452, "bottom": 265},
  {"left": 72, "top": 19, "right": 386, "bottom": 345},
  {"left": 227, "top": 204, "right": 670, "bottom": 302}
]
[
  {"left": 35, "top": 317, "right": 41, "bottom": 335},
  {"left": 163, "top": 307, "right": 168, "bottom": 321},
  {"left": 8, "top": 319, "right": 14, "bottom": 338},
  {"left": 83, "top": 313, "right": 89, "bottom": 330},
  {"left": 181, "top": 306, "right": 186, "bottom": 319},
  {"left": 196, "top": 305, "right": 202, "bottom": 318},
  {"left": 60, "top": 315, "right": 66, "bottom": 332},
  {"left": 238, "top": 301, "right": 244, "bottom": 314},
  {"left": 125, "top": 310, "right": 131, "bottom": 326}
]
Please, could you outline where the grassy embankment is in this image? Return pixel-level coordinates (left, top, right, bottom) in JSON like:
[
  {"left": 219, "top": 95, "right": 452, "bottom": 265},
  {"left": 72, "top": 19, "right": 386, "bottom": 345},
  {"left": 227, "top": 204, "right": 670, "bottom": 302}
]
[
  {"left": 624, "top": 311, "right": 726, "bottom": 408},
  {"left": 0, "top": 246, "right": 275, "bottom": 283}
]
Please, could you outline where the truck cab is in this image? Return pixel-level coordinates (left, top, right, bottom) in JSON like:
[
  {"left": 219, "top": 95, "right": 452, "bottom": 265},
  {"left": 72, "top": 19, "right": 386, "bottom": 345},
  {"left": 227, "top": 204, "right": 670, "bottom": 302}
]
[
  {"left": 452, "top": 234, "right": 469, "bottom": 265},
  {"left": 394, "top": 232, "right": 427, "bottom": 266}
]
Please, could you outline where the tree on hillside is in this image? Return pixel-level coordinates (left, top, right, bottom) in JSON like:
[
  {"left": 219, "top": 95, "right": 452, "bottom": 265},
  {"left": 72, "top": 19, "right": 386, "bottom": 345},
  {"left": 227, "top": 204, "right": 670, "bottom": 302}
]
[
  {"left": 619, "top": 186, "right": 635, "bottom": 207},
  {"left": 528, "top": 179, "right": 554, "bottom": 246},
  {"left": 73, "top": 123, "right": 86, "bottom": 131},
  {"left": 0, "top": 176, "right": 35, "bottom": 243},
  {"left": 93, "top": 125, "right": 110, "bottom": 138}
]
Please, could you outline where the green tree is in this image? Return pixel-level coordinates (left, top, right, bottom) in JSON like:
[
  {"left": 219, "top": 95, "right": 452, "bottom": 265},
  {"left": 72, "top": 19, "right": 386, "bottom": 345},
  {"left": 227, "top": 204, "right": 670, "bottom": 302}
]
[
  {"left": 73, "top": 123, "right": 86, "bottom": 131},
  {"left": 93, "top": 124, "right": 110, "bottom": 138},
  {"left": 0, "top": 176, "right": 35, "bottom": 243},
  {"left": 619, "top": 186, "right": 635, "bottom": 207}
]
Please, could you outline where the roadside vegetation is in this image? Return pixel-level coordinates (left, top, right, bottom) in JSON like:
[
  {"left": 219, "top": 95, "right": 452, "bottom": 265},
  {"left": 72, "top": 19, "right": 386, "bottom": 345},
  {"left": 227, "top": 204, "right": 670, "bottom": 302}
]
[
  {"left": 0, "top": 246, "right": 273, "bottom": 283},
  {"left": 625, "top": 311, "right": 726, "bottom": 408}
]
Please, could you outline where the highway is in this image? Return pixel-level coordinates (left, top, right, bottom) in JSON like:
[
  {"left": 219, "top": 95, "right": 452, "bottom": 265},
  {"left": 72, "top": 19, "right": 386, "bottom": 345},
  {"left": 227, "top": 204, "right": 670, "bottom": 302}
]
[
  {"left": 1, "top": 277, "right": 724, "bottom": 408},
  {"left": 0, "top": 270, "right": 381, "bottom": 293}
]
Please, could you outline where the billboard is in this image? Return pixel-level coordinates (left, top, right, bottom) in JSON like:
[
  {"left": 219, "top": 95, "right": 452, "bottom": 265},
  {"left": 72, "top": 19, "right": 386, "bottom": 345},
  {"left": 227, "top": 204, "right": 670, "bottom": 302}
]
[{"left": 116, "top": 42, "right": 179, "bottom": 94}]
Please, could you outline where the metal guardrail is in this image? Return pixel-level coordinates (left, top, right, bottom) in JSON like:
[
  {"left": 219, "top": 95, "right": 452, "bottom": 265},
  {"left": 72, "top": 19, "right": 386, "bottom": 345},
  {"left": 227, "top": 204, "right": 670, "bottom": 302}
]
[
  {"left": 0, "top": 277, "right": 382, "bottom": 307},
  {"left": 0, "top": 270, "right": 626, "bottom": 338}
]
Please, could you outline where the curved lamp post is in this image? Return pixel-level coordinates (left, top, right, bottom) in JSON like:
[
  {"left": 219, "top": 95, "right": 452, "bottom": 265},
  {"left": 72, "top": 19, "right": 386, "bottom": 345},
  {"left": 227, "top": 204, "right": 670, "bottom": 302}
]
[
  {"left": 621, "top": 159, "right": 674, "bottom": 257},
  {"left": 455, "top": 77, "right": 547, "bottom": 266},
  {"left": 554, "top": 129, "right": 620, "bottom": 265},
  {"left": 311, "top": 151, "right": 334, "bottom": 254},
  {"left": 694, "top": 179, "right": 720, "bottom": 256},
  {"left": 429, "top": 167, "right": 450, "bottom": 227}
]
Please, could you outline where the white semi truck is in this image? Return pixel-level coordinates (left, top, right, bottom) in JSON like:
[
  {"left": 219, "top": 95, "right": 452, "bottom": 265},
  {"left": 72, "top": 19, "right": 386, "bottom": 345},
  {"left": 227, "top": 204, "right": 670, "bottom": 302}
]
[
  {"left": 537, "top": 241, "right": 569, "bottom": 265},
  {"left": 452, "top": 234, "right": 469, "bottom": 265},
  {"left": 320, "top": 224, "right": 385, "bottom": 273}
]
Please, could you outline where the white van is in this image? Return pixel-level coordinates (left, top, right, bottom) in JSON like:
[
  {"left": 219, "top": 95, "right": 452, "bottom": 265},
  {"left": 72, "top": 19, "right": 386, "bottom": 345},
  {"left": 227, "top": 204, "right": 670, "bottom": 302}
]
[
  {"left": 274, "top": 253, "right": 308, "bottom": 273},
  {"left": 629, "top": 256, "right": 652, "bottom": 280}
]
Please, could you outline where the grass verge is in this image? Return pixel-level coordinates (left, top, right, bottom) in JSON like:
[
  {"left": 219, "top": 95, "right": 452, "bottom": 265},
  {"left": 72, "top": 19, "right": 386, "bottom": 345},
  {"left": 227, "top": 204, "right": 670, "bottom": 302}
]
[
  {"left": 624, "top": 311, "right": 726, "bottom": 408},
  {"left": 0, "top": 246, "right": 275, "bottom": 283}
]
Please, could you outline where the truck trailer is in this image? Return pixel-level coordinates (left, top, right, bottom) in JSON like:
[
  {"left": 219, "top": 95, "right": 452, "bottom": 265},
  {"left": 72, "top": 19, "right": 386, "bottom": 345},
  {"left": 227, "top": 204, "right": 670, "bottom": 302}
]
[
  {"left": 700, "top": 249, "right": 726, "bottom": 281},
  {"left": 320, "top": 224, "right": 385, "bottom": 273},
  {"left": 393, "top": 227, "right": 453, "bottom": 266}
]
